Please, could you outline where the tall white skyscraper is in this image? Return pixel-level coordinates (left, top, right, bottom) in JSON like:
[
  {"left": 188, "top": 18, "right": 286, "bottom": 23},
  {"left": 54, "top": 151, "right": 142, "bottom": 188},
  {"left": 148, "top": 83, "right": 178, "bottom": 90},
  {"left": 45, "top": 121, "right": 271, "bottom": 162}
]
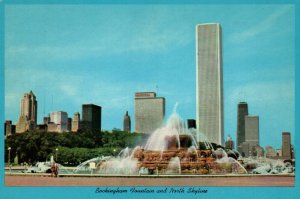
[{"left": 196, "top": 23, "right": 224, "bottom": 145}]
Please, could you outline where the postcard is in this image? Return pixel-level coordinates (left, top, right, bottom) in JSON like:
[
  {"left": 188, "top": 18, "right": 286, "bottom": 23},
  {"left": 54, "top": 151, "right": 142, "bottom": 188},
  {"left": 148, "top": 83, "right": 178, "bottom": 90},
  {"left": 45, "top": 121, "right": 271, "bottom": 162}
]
[{"left": 1, "top": 1, "right": 299, "bottom": 199}]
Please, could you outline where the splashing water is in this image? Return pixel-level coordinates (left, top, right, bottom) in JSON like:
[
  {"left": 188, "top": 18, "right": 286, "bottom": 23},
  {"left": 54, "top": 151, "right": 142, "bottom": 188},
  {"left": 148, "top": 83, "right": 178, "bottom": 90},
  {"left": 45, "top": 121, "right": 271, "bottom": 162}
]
[
  {"left": 73, "top": 106, "right": 294, "bottom": 176},
  {"left": 166, "top": 157, "right": 181, "bottom": 174}
]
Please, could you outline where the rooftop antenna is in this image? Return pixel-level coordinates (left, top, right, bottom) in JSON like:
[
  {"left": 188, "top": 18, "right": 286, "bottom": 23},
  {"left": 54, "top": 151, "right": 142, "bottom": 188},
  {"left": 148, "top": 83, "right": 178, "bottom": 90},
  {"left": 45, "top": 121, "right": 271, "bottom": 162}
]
[
  {"left": 238, "top": 91, "right": 246, "bottom": 102},
  {"left": 43, "top": 93, "right": 45, "bottom": 116},
  {"left": 51, "top": 94, "right": 53, "bottom": 112}
]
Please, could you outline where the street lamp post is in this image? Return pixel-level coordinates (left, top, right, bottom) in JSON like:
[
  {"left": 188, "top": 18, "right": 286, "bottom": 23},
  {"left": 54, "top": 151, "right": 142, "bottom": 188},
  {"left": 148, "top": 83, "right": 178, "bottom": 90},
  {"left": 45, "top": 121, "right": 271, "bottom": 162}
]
[
  {"left": 8, "top": 147, "right": 11, "bottom": 173},
  {"left": 55, "top": 148, "right": 58, "bottom": 162}
]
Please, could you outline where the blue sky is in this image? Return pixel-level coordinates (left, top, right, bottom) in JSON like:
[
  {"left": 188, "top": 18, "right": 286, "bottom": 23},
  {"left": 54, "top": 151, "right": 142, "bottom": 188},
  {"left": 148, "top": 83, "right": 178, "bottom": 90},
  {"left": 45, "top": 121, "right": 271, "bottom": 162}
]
[{"left": 5, "top": 4, "right": 294, "bottom": 149}]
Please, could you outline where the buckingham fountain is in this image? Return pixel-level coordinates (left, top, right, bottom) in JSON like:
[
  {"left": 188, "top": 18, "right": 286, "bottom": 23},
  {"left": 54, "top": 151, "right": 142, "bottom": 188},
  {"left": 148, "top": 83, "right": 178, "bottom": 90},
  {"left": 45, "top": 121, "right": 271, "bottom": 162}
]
[
  {"left": 74, "top": 109, "right": 270, "bottom": 175},
  {"left": 73, "top": 108, "right": 294, "bottom": 176}
]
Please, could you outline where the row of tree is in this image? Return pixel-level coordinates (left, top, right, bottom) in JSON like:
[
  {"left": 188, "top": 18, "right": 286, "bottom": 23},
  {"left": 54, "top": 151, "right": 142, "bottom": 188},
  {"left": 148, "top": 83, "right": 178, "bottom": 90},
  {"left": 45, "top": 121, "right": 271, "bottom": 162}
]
[{"left": 5, "top": 130, "right": 148, "bottom": 166}]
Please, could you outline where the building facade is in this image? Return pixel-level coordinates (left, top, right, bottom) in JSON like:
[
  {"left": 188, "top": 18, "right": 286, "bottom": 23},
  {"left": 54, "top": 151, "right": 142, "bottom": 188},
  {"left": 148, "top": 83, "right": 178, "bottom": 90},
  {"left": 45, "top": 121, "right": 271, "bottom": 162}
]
[
  {"left": 225, "top": 135, "right": 234, "bottom": 150},
  {"left": 4, "top": 120, "right": 16, "bottom": 137},
  {"left": 43, "top": 115, "right": 51, "bottom": 124},
  {"left": 123, "top": 111, "right": 131, "bottom": 132},
  {"left": 67, "top": 118, "right": 72, "bottom": 131},
  {"left": 16, "top": 91, "right": 38, "bottom": 133},
  {"left": 71, "top": 112, "right": 80, "bottom": 132},
  {"left": 187, "top": 119, "right": 196, "bottom": 129},
  {"left": 196, "top": 23, "right": 224, "bottom": 145},
  {"left": 282, "top": 132, "right": 292, "bottom": 160},
  {"left": 236, "top": 102, "right": 248, "bottom": 153},
  {"left": 135, "top": 92, "right": 165, "bottom": 134},
  {"left": 81, "top": 104, "right": 101, "bottom": 131},
  {"left": 265, "top": 146, "right": 277, "bottom": 158},
  {"left": 50, "top": 111, "right": 68, "bottom": 132},
  {"left": 245, "top": 116, "right": 259, "bottom": 148}
]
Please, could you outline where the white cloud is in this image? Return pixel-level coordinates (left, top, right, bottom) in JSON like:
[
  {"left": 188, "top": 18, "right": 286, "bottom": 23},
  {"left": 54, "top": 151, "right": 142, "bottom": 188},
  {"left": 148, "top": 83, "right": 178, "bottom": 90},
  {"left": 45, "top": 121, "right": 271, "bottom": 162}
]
[
  {"left": 60, "top": 84, "right": 78, "bottom": 97},
  {"left": 228, "top": 80, "right": 294, "bottom": 106},
  {"left": 229, "top": 6, "right": 292, "bottom": 43}
]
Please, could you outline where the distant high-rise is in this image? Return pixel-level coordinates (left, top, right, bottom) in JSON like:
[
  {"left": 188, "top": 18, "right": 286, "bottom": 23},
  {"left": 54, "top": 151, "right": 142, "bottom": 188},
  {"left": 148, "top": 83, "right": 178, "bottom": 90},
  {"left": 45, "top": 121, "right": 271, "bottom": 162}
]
[
  {"left": 196, "top": 23, "right": 224, "bottom": 145},
  {"left": 245, "top": 116, "right": 259, "bottom": 150},
  {"left": 236, "top": 102, "right": 248, "bottom": 152},
  {"left": 135, "top": 92, "right": 165, "bottom": 134},
  {"left": 43, "top": 115, "right": 51, "bottom": 124},
  {"left": 16, "top": 91, "right": 38, "bottom": 133},
  {"left": 225, "top": 135, "right": 234, "bottom": 150},
  {"left": 282, "top": 132, "right": 292, "bottom": 160},
  {"left": 123, "top": 111, "right": 131, "bottom": 132},
  {"left": 71, "top": 112, "right": 80, "bottom": 132},
  {"left": 4, "top": 120, "right": 15, "bottom": 137},
  {"left": 50, "top": 111, "right": 68, "bottom": 132},
  {"left": 187, "top": 119, "right": 196, "bottom": 129},
  {"left": 265, "top": 146, "right": 277, "bottom": 158},
  {"left": 81, "top": 104, "right": 101, "bottom": 131},
  {"left": 67, "top": 118, "right": 72, "bottom": 131}
]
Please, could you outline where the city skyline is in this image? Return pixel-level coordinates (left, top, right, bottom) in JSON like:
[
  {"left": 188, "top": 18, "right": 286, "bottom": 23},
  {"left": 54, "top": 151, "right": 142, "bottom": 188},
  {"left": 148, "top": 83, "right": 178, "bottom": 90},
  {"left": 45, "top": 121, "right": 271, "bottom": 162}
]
[{"left": 5, "top": 5, "right": 294, "bottom": 149}]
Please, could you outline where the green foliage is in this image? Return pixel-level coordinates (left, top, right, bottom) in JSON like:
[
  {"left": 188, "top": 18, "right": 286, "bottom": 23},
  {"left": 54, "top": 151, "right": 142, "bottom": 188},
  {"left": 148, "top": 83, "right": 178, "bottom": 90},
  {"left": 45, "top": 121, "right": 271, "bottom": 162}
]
[{"left": 5, "top": 130, "right": 147, "bottom": 166}]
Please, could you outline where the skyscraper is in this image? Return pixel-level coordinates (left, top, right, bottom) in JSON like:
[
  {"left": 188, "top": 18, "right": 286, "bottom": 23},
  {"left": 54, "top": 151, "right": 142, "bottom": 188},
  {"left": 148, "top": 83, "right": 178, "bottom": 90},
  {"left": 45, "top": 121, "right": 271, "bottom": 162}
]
[
  {"left": 50, "top": 111, "right": 68, "bottom": 132},
  {"left": 135, "top": 92, "right": 165, "bottom": 134},
  {"left": 282, "top": 132, "right": 292, "bottom": 160},
  {"left": 245, "top": 115, "right": 259, "bottom": 149},
  {"left": 236, "top": 102, "right": 248, "bottom": 152},
  {"left": 67, "top": 118, "right": 72, "bottom": 131},
  {"left": 187, "top": 119, "right": 196, "bottom": 129},
  {"left": 225, "top": 135, "right": 234, "bottom": 150},
  {"left": 71, "top": 112, "right": 80, "bottom": 132},
  {"left": 81, "top": 104, "right": 102, "bottom": 131},
  {"left": 4, "top": 120, "right": 15, "bottom": 137},
  {"left": 16, "top": 91, "right": 38, "bottom": 133},
  {"left": 123, "top": 111, "right": 131, "bottom": 132},
  {"left": 196, "top": 23, "right": 224, "bottom": 145}
]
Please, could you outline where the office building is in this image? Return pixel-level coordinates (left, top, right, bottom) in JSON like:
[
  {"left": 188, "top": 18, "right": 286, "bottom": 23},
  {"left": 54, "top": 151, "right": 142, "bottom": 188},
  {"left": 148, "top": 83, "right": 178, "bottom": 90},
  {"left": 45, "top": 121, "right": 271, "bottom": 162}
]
[
  {"left": 67, "top": 118, "right": 72, "bottom": 131},
  {"left": 187, "top": 119, "right": 196, "bottom": 129},
  {"left": 225, "top": 135, "right": 234, "bottom": 150},
  {"left": 265, "top": 146, "right": 277, "bottom": 158},
  {"left": 81, "top": 104, "right": 101, "bottom": 131},
  {"left": 196, "top": 23, "right": 224, "bottom": 145},
  {"left": 71, "top": 112, "right": 80, "bottom": 132},
  {"left": 245, "top": 116, "right": 259, "bottom": 148},
  {"left": 43, "top": 115, "right": 51, "bottom": 124},
  {"left": 236, "top": 102, "right": 248, "bottom": 153},
  {"left": 277, "top": 149, "right": 282, "bottom": 157},
  {"left": 36, "top": 124, "right": 48, "bottom": 132},
  {"left": 16, "top": 91, "right": 38, "bottom": 133},
  {"left": 123, "top": 111, "right": 131, "bottom": 132},
  {"left": 240, "top": 142, "right": 250, "bottom": 157},
  {"left": 135, "top": 92, "right": 165, "bottom": 134},
  {"left": 282, "top": 132, "right": 292, "bottom": 160},
  {"left": 4, "top": 120, "right": 15, "bottom": 137},
  {"left": 50, "top": 111, "right": 68, "bottom": 132}
]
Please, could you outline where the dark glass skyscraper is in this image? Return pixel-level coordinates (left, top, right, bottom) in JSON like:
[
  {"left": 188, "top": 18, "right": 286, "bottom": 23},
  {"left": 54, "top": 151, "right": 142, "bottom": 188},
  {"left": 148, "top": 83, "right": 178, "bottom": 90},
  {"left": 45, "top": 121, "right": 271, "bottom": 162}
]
[
  {"left": 187, "top": 119, "right": 196, "bottom": 129},
  {"left": 81, "top": 104, "right": 101, "bottom": 131},
  {"left": 236, "top": 102, "right": 248, "bottom": 152}
]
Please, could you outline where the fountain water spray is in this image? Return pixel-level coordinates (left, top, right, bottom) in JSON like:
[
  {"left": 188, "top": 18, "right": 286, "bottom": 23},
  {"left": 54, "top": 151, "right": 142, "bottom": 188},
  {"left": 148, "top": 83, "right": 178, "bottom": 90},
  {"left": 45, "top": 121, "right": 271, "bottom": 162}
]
[{"left": 74, "top": 106, "right": 294, "bottom": 175}]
